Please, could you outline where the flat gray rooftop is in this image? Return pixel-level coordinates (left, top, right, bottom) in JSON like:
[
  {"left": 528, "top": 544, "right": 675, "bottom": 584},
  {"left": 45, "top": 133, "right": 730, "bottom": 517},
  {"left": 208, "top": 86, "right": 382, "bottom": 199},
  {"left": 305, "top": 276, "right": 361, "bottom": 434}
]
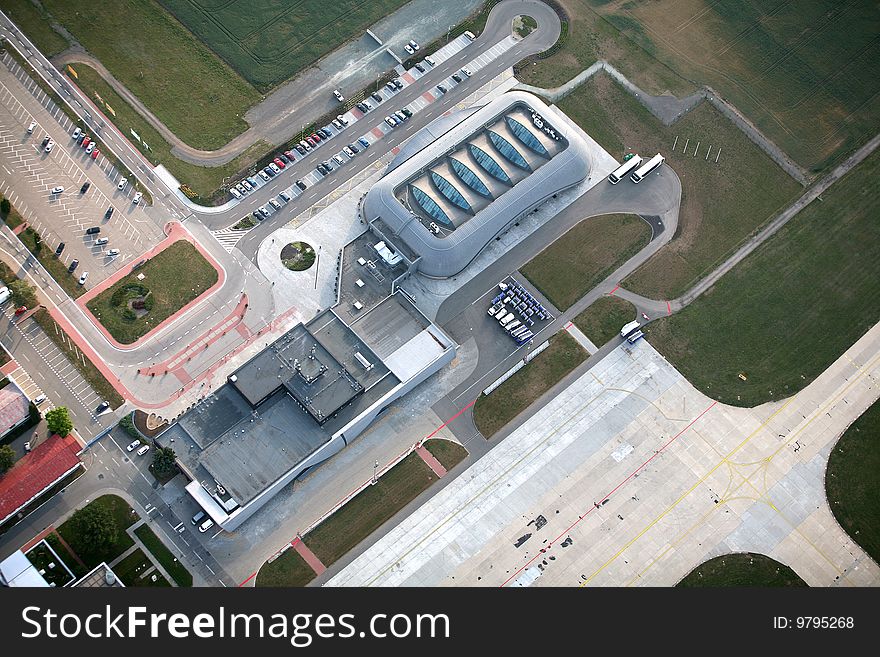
[
  {"left": 178, "top": 385, "right": 252, "bottom": 449},
  {"left": 198, "top": 390, "right": 330, "bottom": 505},
  {"left": 305, "top": 310, "right": 393, "bottom": 391},
  {"left": 351, "top": 294, "right": 429, "bottom": 359},
  {"left": 338, "top": 231, "right": 408, "bottom": 320}
]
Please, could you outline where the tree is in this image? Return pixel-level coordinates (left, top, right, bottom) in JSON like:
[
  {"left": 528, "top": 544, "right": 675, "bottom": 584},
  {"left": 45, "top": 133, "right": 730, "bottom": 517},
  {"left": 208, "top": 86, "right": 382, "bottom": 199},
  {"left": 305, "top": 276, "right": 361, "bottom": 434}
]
[
  {"left": 33, "top": 231, "right": 42, "bottom": 253},
  {"left": 0, "top": 197, "right": 10, "bottom": 216},
  {"left": 69, "top": 503, "right": 117, "bottom": 553},
  {"left": 151, "top": 446, "right": 177, "bottom": 478},
  {"left": 9, "top": 280, "right": 36, "bottom": 308},
  {"left": 46, "top": 406, "right": 73, "bottom": 437},
  {"left": 0, "top": 444, "right": 15, "bottom": 474}
]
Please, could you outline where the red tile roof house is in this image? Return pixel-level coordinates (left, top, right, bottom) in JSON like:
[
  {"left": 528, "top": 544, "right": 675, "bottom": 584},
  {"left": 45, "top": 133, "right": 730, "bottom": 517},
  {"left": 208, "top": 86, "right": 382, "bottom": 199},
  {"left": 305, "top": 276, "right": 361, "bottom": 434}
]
[
  {"left": 0, "top": 434, "right": 83, "bottom": 527},
  {"left": 0, "top": 385, "right": 30, "bottom": 439}
]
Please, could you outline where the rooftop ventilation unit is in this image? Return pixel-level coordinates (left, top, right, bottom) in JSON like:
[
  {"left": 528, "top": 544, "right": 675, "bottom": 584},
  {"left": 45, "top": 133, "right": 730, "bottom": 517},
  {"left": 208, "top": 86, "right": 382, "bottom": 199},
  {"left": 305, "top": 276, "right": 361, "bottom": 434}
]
[{"left": 355, "top": 351, "right": 373, "bottom": 370}]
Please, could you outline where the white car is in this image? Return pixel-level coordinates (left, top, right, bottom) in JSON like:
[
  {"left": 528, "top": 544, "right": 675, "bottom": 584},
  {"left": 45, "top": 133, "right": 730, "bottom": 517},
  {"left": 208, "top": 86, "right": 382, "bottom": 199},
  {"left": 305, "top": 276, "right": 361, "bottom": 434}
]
[
  {"left": 50, "top": 186, "right": 64, "bottom": 194},
  {"left": 404, "top": 43, "right": 414, "bottom": 55},
  {"left": 464, "top": 30, "right": 475, "bottom": 40},
  {"left": 94, "top": 237, "right": 109, "bottom": 246},
  {"left": 132, "top": 191, "right": 143, "bottom": 204},
  {"left": 107, "top": 249, "right": 120, "bottom": 257},
  {"left": 44, "top": 139, "right": 55, "bottom": 152},
  {"left": 230, "top": 187, "right": 242, "bottom": 199},
  {"left": 78, "top": 271, "right": 89, "bottom": 285},
  {"left": 462, "top": 67, "right": 472, "bottom": 77},
  {"left": 117, "top": 178, "right": 127, "bottom": 190},
  {"left": 27, "top": 121, "right": 36, "bottom": 134},
  {"left": 259, "top": 170, "right": 270, "bottom": 181},
  {"left": 85, "top": 142, "right": 95, "bottom": 154},
  {"left": 33, "top": 394, "right": 47, "bottom": 405},
  {"left": 198, "top": 518, "right": 214, "bottom": 533},
  {"left": 136, "top": 444, "right": 150, "bottom": 456},
  {"left": 126, "top": 439, "right": 141, "bottom": 452},
  {"left": 235, "top": 183, "right": 247, "bottom": 195},
  {"left": 240, "top": 180, "right": 252, "bottom": 191},
  {"left": 269, "top": 162, "right": 281, "bottom": 174},
  {"left": 269, "top": 198, "right": 281, "bottom": 210},
  {"left": 342, "top": 146, "right": 355, "bottom": 157},
  {"left": 72, "top": 127, "right": 81, "bottom": 139},
  {"left": 409, "top": 40, "right": 420, "bottom": 51},
  {"left": 333, "top": 154, "right": 345, "bottom": 166},
  {"left": 336, "top": 114, "right": 349, "bottom": 126},
  {"left": 333, "top": 89, "right": 345, "bottom": 102}
]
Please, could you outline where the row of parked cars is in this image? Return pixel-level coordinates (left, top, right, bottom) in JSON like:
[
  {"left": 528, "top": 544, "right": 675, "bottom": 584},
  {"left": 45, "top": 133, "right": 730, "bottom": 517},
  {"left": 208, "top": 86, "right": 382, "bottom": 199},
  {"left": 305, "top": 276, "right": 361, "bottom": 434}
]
[{"left": 487, "top": 280, "right": 548, "bottom": 346}]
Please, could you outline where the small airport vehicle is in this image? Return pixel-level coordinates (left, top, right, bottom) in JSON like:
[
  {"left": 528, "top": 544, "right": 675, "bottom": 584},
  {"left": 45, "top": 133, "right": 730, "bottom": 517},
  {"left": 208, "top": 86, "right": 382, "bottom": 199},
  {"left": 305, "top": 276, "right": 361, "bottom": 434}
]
[
  {"left": 333, "top": 89, "right": 345, "bottom": 102},
  {"left": 199, "top": 518, "right": 215, "bottom": 533},
  {"left": 117, "top": 178, "right": 127, "bottom": 190},
  {"left": 27, "top": 121, "right": 37, "bottom": 134}
]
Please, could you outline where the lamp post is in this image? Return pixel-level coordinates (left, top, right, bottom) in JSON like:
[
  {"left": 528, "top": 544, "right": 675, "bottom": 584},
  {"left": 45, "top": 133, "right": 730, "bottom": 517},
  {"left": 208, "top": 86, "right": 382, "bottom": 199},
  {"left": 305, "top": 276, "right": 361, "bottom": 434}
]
[
  {"left": 447, "top": 25, "right": 453, "bottom": 43},
  {"left": 376, "top": 72, "right": 381, "bottom": 92},
  {"left": 371, "top": 460, "right": 379, "bottom": 485}
]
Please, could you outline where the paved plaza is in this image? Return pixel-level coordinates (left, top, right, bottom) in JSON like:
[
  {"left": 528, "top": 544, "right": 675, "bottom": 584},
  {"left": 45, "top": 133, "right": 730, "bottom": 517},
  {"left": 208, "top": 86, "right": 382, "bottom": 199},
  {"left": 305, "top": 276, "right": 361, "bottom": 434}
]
[{"left": 328, "top": 322, "right": 880, "bottom": 587}]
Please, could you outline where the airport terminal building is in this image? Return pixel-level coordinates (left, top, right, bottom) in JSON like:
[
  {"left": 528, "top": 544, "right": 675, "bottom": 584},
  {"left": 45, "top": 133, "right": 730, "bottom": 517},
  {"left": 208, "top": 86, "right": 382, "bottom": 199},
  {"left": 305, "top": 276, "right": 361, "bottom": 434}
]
[{"left": 170, "top": 92, "right": 591, "bottom": 531}]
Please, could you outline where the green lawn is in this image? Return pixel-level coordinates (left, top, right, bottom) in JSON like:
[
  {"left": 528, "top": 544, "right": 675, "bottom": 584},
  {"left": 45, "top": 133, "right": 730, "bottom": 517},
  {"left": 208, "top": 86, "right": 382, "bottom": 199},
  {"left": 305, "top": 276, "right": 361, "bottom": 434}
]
[
  {"left": 0, "top": 0, "right": 69, "bottom": 56},
  {"left": 65, "top": 63, "right": 271, "bottom": 202},
  {"left": 41, "top": 0, "right": 258, "bottom": 150},
  {"left": 112, "top": 548, "right": 170, "bottom": 587},
  {"left": 25, "top": 542, "right": 74, "bottom": 587},
  {"left": 559, "top": 74, "right": 801, "bottom": 300},
  {"left": 256, "top": 548, "right": 317, "bottom": 588},
  {"left": 159, "top": 0, "right": 409, "bottom": 92},
  {"left": 32, "top": 309, "right": 124, "bottom": 408},
  {"left": 825, "top": 399, "right": 880, "bottom": 564},
  {"left": 586, "top": 0, "right": 880, "bottom": 175},
  {"left": 45, "top": 532, "right": 88, "bottom": 579},
  {"left": 677, "top": 553, "right": 807, "bottom": 587},
  {"left": 423, "top": 439, "right": 468, "bottom": 472},
  {"left": 647, "top": 149, "right": 880, "bottom": 407},
  {"left": 57, "top": 495, "right": 138, "bottom": 569},
  {"left": 474, "top": 332, "right": 587, "bottom": 438},
  {"left": 86, "top": 240, "right": 218, "bottom": 344},
  {"left": 304, "top": 453, "right": 438, "bottom": 566},
  {"left": 134, "top": 524, "right": 192, "bottom": 587},
  {"left": 573, "top": 296, "right": 636, "bottom": 347},
  {"left": 521, "top": 213, "right": 651, "bottom": 310}
]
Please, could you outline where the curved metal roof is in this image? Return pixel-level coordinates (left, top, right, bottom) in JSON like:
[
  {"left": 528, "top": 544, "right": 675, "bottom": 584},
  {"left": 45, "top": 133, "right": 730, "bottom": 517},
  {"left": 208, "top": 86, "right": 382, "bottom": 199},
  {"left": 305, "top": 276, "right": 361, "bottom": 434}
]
[{"left": 363, "top": 91, "right": 591, "bottom": 278}]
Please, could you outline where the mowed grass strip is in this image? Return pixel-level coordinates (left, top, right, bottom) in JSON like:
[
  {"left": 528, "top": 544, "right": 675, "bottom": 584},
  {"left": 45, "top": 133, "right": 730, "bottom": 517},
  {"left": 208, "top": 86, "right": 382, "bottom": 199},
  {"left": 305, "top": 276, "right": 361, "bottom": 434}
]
[
  {"left": 159, "top": 0, "right": 410, "bottom": 92},
  {"left": 86, "top": 240, "right": 218, "bottom": 345},
  {"left": 423, "top": 439, "right": 468, "bottom": 472},
  {"left": 42, "top": 0, "right": 258, "bottom": 150},
  {"left": 558, "top": 74, "right": 801, "bottom": 300},
  {"left": 646, "top": 149, "right": 880, "bottom": 407},
  {"left": 65, "top": 63, "right": 271, "bottom": 202},
  {"left": 1, "top": 0, "right": 69, "bottom": 56},
  {"left": 57, "top": 494, "right": 137, "bottom": 569},
  {"left": 521, "top": 212, "right": 651, "bottom": 310},
  {"left": 573, "top": 296, "right": 636, "bottom": 347},
  {"left": 677, "top": 553, "right": 806, "bottom": 587},
  {"left": 825, "top": 399, "right": 880, "bottom": 564},
  {"left": 303, "top": 454, "right": 438, "bottom": 567},
  {"left": 134, "top": 524, "right": 192, "bottom": 587},
  {"left": 113, "top": 548, "right": 170, "bottom": 587},
  {"left": 256, "top": 549, "right": 317, "bottom": 588},
  {"left": 31, "top": 309, "right": 124, "bottom": 409},
  {"left": 474, "top": 332, "right": 587, "bottom": 438}
]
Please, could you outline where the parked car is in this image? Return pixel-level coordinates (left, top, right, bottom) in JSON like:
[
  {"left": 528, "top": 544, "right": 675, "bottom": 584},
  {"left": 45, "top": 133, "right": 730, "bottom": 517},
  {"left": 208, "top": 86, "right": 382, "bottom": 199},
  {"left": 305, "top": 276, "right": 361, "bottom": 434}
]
[
  {"left": 259, "top": 170, "right": 270, "bottom": 181},
  {"left": 395, "top": 110, "right": 407, "bottom": 122},
  {"left": 191, "top": 510, "right": 206, "bottom": 526},
  {"left": 356, "top": 102, "right": 369, "bottom": 113},
  {"left": 452, "top": 73, "right": 462, "bottom": 83},
  {"left": 126, "top": 439, "right": 141, "bottom": 452},
  {"left": 72, "top": 127, "right": 80, "bottom": 139},
  {"left": 91, "top": 148, "right": 100, "bottom": 160},
  {"left": 80, "top": 181, "right": 90, "bottom": 193},
  {"left": 269, "top": 162, "right": 281, "bottom": 174},
  {"left": 263, "top": 166, "right": 276, "bottom": 177},
  {"left": 235, "top": 183, "right": 247, "bottom": 195},
  {"left": 425, "top": 55, "right": 436, "bottom": 66},
  {"left": 117, "top": 178, "right": 127, "bottom": 190},
  {"left": 42, "top": 135, "right": 50, "bottom": 147},
  {"left": 33, "top": 394, "right": 47, "bottom": 405},
  {"left": 336, "top": 114, "right": 349, "bottom": 126},
  {"left": 414, "top": 62, "right": 425, "bottom": 73},
  {"left": 333, "top": 89, "right": 345, "bottom": 102},
  {"left": 319, "top": 128, "right": 332, "bottom": 139},
  {"left": 247, "top": 176, "right": 259, "bottom": 187},
  {"left": 343, "top": 146, "right": 355, "bottom": 157},
  {"left": 464, "top": 30, "right": 475, "bottom": 40},
  {"left": 283, "top": 150, "right": 296, "bottom": 161},
  {"left": 107, "top": 249, "right": 120, "bottom": 257},
  {"left": 333, "top": 154, "right": 345, "bottom": 166},
  {"left": 0, "top": 287, "right": 8, "bottom": 304},
  {"left": 50, "top": 186, "right": 64, "bottom": 194},
  {"left": 230, "top": 187, "right": 242, "bottom": 199},
  {"left": 408, "top": 39, "right": 420, "bottom": 52},
  {"left": 401, "top": 107, "right": 413, "bottom": 118},
  {"left": 67, "top": 259, "right": 79, "bottom": 272},
  {"left": 76, "top": 133, "right": 85, "bottom": 145},
  {"left": 85, "top": 142, "right": 95, "bottom": 154},
  {"left": 85, "top": 226, "right": 101, "bottom": 235},
  {"left": 269, "top": 198, "right": 281, "bottom": 211},
  {"left": 278, "top": 153, "right": 290, "bottom": 165},
  {"left": 95, "top": 401, "right": 110, "bottom": 414},
  {"left": 385, "top": 81, "right": 397, "bottom": 93},
  {"left": 436, "top": 84, "right": 447, "bottom": 94},
  {"left": 14, "top": 305, "right": 27, "bottom": 316},
  {"left": 331, "top": 119, "right": 343, "bottom": 130},
  {"left": 316, "top": 163, "right": 327, "bottom": 175},
  {"left": 392, "top": 78, "right": 404, "bottom": 89},
  {"left": 371, "top": 92, "right": 382, "bottom": 103},
  {"left": 272, "top": 158, "right": 285, "bottom": 170},
  {"left": 404, "top": 43, "right": 414, "bottom": 55},
  {"left": 55, "top": 242, "right": 65, "bottom": 256},
  {"left": 136, "top": 444, "right": 150, "bottom": 456},
  {"left": 296, "top": 179, "right": 307, "bottom": 190},
  {"left": 94, "top": 237, "right": 109, "bottom": 245},
  {"left": 358, "top": 137, "right": 370, "bottom": 149},
  {"left": 104, "top": 206, "right": 114, "bottom": 219},
  {"left": 300, "top": 139, "right": 312, "bottom": 151},
  {"left": 384, "top": 116, "right": 396, "bottom": 127},
  {"left": 310, "top": 132, "right": 321, "bottom": 143},
  {"left": 27, "top": 120, "right": 37, "bottom": 134},
  {"left": 295, "top": 144, "right": 307, "bottom": 155},
  {"left": 347, "top": 142, "right": 359, "bottom": 153},
  {"left": 44, "top": 139, "right": 54, "bottom": 152},
  {"left": 198, "top": 518, "right": 214, "bottom": 533},
  {"left": 305, "top": 137, "right": 317, "bottom": 148},
  {"left": 259, "top": 206, "right": 270, "bottom": 218},
  {"left": 252, "top": 210, "right": 262, "bottom": 222},
  {"left": 81, "top": 136, "right": 91, "bottom": 148},
  {"left": 132, "top": 191, "right": 143, "bottom": 204},
  {"left": 279, "top": 191, "right": 291, "bottom": 203},
  {"left": 78, "top": 271, "right": 89, "bottom": 285},
  {"left": 461, "top": 67, "right": 472, "bottom": 77}
]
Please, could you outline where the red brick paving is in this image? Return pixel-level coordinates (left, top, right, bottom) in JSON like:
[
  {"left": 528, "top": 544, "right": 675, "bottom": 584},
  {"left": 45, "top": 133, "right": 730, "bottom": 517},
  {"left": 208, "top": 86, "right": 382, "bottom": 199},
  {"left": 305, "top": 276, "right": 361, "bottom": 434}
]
[
  {"left": 416, "top": 446, "right": 447, "bottom": 477},
  {"left": 292, "top": 535, "right": 326, "bottom": 576}
]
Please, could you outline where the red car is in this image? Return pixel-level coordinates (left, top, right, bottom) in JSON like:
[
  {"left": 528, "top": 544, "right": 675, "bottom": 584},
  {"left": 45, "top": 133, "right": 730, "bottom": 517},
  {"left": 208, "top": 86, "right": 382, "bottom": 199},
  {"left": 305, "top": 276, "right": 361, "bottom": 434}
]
[
  {"left": 91, "top": 148, "right": 100, "bottom": 160},
  {"left": 273, "top": 157, "right": 286, "bottom": 169},
  {"left": 14, "top": 306, "right": 27, "bottom": 316},
  {"left": 81, "top": 136, "right": 91, "bottom": 148},
  {"left": 284, "top": 150, "right": 296, "bottom": 161},
  {"left": 311, "top": 132, "right": 321, "bottom": 143}
]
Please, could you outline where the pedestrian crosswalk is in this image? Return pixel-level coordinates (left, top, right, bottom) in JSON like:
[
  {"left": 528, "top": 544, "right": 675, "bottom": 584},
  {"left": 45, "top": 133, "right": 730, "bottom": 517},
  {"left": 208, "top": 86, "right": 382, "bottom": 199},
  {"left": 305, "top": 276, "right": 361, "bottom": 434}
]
[{"left": 212, "top": 226, "right": 252, "bottom": 252}]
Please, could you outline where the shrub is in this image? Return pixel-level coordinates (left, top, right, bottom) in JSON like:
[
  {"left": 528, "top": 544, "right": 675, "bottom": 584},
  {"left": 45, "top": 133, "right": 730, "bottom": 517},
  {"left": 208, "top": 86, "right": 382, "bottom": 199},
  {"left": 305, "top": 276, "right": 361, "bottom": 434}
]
[
  {"left": 122, "top": 308, "right": 136, "bottom": 322},
  {"left": 143, "top": 294, "right": 154, "bottom": 311},
  {"left": 46, "top": 407, "right": 73, "bottom": 437},
  {"left": 119, "top": 414, "right": 140, "bottom": 439},
  {"left": 0, "top": 197, "right": 10, "bottom": 215}
]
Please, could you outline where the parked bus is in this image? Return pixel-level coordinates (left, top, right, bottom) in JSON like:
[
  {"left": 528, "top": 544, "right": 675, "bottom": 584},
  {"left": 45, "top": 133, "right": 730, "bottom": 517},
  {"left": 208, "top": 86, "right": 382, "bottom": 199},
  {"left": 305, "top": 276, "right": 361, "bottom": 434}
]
[
  {"left": 631, "top": 153, "right": 664, "bottom": 183},
  {"left": 608, "top": 154, "right": 642, "bottom": 184},
  {"left": 505, "top": 320, "right": 522, "bottom": 333}
]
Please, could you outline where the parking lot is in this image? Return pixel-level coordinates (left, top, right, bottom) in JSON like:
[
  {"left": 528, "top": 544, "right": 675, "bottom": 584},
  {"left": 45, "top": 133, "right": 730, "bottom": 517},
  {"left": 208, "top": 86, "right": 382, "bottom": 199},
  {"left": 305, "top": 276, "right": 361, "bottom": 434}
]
[{"left": 0, "top": 69, "right": 165, "bottom": 289}]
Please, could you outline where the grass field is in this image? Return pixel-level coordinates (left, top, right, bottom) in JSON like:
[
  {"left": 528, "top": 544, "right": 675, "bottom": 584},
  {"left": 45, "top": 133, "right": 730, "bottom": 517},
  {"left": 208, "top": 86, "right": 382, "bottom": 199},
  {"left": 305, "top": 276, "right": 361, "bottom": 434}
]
[
  {"left": 677, "top": 553, "right": 807, "bottom": 587},
  {"left": 825, "top": 399, "right": 880, "bottom": 564},
  {"left": 134, "top": 524, "right": 192, "bottom": 587},
  {"left": 521, "top": 213, "right": 650, "bottom": 310},
  {"left": 32, "top": 309, "right": 124, "bottom": 409},
  {"left": 304, "top": 454, "right": 438, "bottom": 566},
  {"left": 41, "top": 0, "right": 258, "bottom": 150},
  {"left": 473, "top": 332, "right": 586, "bottom": 438},
  {"left": 65, "top": 64, "right": 270, "bottom": 202},
  {"left": 256, "top": 549, "right": 316, "bottom": 588},
  {"left": 57, "top": 495, "right": 137, "bottom": 569},
  {"left": 25, "top": 542, "right": 74, "bottom": 587},
  {"left": 423, "top": 439, "right": 468, "bottom": 472},
  {"left": 86, "top": 240, "right": 218, "bottom": 345},
  {"left": 647, "top": 149, "right": 880, "bottom": 407},
  {"left": 573, "top": 296, "right": 635, "bottom": 347},
  {"left": 1, "top": 0, "right": 68, "bottom": 56},
  {"left": 113, "top": 548, "right": 170, "bottom": 587},
  {"left": 587, "top": 0, "right": 880, "bottom": 174},
  {"left": 558, "top": 74, "right": 801, "bottom": 300},
  {"left": 158, "top": 0, "right": 409, "bottom": 92}
]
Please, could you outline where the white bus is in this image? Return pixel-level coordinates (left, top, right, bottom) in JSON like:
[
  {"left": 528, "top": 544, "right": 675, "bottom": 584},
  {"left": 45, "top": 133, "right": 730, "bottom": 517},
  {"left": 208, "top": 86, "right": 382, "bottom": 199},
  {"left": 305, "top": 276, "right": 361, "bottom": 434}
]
[
  {"left": 631, "top": 153, "right": 664, "bottom": 183},
  {"left": 608, "top": 154, "right": 642, "bottom": 184}
]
